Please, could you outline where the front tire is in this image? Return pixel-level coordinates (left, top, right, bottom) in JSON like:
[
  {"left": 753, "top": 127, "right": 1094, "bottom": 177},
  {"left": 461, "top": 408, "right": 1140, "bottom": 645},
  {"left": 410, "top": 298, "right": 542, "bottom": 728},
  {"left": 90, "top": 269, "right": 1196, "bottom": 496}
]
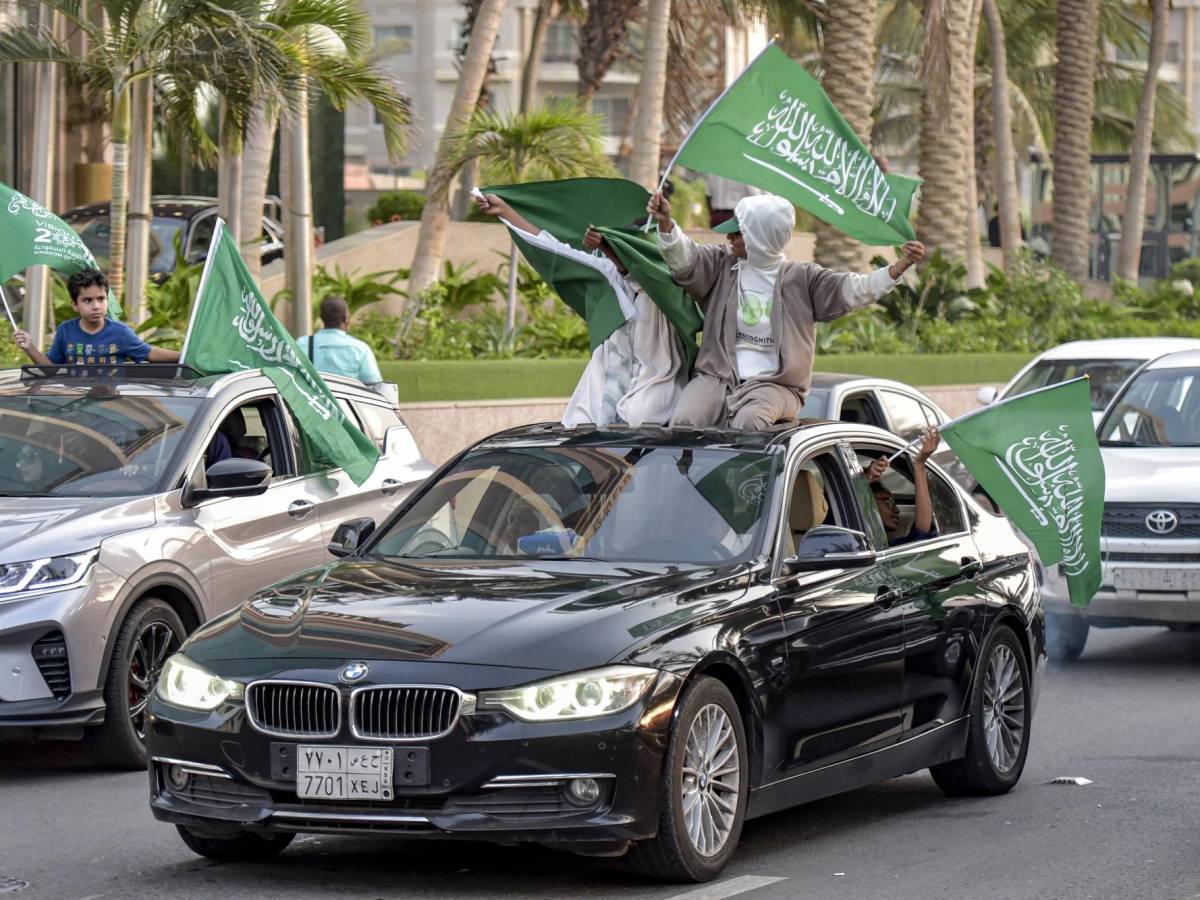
[
  {"left": 1046, "top": 613, "right": 1089, "bottom": 662},
  {"left": 626, "top": 676, "right": 748, "bottom": 882},
  {"left": 177, "top": 826, "right": 294, "bottom": 862},
  {"left": 87, "top": 597, "right": 185, "bottom": 769},
  {"left": 931, "top": 624, "right": 1031, "bottom": 796}
]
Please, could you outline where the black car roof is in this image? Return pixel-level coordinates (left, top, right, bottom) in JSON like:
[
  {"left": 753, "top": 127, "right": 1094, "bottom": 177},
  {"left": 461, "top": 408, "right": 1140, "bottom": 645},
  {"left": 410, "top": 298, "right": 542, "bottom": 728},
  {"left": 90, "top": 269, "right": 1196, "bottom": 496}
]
[
  {"left": 61, "top": 196, "right": 216, "bottom": 221},
  {"left": 472, "top": 421, "right": 834, "bottom": 455}
]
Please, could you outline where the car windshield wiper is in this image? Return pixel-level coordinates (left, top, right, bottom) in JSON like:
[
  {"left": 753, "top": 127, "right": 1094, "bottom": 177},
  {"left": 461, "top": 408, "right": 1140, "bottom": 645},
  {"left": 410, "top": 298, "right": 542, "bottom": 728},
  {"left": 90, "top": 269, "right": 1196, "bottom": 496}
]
[
  {"left": 528, "top": 555, "right": 608, "bottom": 562},
  {"left": 1097, "top": 440, "right": 1141, "bottom": 447},
  {"left": 0, "top": 491, "right": 56, "bottom": 497}
]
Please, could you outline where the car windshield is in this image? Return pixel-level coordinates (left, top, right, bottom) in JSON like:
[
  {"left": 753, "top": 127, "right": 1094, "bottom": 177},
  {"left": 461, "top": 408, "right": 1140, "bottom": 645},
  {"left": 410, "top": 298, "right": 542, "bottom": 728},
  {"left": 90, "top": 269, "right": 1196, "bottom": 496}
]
[
  {"left": 70, "top": 215, "right": 187, "bottom": 275},
  {"left": 371, "top": 446, "right": 778, "bottom": 565},
  {"left": 1098, "top": 367, "right": 1200, "bottom": 447},
  {"left": 1006, "top": 359, "right": 1142, "bottom": 411},
  {"left": 0, "top": 393, "right": 203, "bottom": 497}
]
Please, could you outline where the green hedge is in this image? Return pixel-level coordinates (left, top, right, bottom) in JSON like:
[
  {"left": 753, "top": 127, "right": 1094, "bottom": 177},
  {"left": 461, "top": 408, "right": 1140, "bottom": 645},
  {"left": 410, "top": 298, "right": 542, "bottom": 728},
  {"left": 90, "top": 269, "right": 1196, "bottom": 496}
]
[{"left": 381, "top": 352, "right": 1032, "bottom": 403}]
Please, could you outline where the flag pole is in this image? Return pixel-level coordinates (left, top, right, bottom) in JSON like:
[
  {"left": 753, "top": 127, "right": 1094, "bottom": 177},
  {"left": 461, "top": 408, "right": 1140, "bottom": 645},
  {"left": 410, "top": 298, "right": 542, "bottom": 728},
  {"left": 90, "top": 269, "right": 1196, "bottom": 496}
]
[
  {"left": 0, "top": 289, "right": 18, "bottom": 330},
  {"left": 179, "top": 217, "right": 224, "bottom": 361}
]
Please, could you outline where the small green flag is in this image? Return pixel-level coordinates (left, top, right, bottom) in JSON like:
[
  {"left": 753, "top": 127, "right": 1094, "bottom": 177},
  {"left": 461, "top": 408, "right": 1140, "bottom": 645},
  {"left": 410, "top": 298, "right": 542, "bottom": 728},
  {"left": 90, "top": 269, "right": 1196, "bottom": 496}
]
[
  {"left": 182, "top": 219, "right": 379, "bottom": 486},
  {"left": 0, "top": 181, "right": 122, "bottom": 318},
  {"left": 668, "top": 44, "right": 920, "bottom": 246},
  {"left": 482, "top": 178, "right": 702, "bottom": 367},
  {"left": 693, "top": 452, "right": 775, "bottom": 533},
  {"left": 941, "top": 378, "right": 1104, "bottom": 607}
]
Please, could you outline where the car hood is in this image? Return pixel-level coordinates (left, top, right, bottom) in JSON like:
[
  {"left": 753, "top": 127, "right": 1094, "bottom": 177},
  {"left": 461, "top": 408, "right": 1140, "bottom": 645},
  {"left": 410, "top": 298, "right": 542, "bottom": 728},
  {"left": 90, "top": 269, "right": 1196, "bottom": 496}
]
[
  {"left": 186, "top": 557, "right": 753, "bottom": 671},
  {"left": 0, "top": 495, "right": 155, "bottom": 560},
  {"left": 1100, "top": 448, "right": 1200, "bottom": 503}
]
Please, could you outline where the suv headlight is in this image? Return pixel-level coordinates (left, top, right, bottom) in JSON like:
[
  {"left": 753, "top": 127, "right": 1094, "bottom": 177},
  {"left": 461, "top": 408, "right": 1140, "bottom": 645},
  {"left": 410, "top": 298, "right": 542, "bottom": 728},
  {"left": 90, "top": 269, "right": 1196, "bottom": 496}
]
[
  {"left": 479, "top": 666, "right": 658, "bottom": 722},
  {"left": 156, "top": 653, "right": 243, "bottom": 711},
  {"left": 0, "top": 550, "right": 96, "bottom": 598}
]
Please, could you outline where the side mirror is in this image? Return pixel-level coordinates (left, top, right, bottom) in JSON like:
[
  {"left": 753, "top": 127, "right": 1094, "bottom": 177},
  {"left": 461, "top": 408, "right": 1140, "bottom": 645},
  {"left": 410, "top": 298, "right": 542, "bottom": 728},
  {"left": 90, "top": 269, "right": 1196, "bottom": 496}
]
[
  {"left": 185, "top": 458, "right": 271, "bottom": 506},
  {"left": 383, "top": 425, "right": 420, "bottom": 461},
  {"left": 976, "top": 385, "right": 998, "bottom": 406},
  {"left": 328, "top": 517, "right": 375, "bottom": 558},
  {"left": 781, "top": 525, "right": 876, "bottom": 576}
]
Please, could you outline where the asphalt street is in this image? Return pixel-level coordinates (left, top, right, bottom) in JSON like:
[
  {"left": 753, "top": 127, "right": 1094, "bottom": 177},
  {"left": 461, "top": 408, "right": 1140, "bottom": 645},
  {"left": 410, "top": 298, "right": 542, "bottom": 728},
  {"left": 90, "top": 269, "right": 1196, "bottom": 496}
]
[{"left": 2, "top": 626, "right": 1198, "bottom": 900}]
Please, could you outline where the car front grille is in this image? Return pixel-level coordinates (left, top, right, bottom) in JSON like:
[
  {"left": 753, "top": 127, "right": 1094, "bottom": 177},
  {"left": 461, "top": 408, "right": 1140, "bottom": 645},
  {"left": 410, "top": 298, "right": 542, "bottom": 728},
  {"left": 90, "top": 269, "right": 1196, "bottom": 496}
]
[
  {"left": 443, "top": 785, "right": 604, "bottom": 821},
  {"left": 173, "top": 774, "right": 272, "bottom": 809},
  {"left": 1103, "top": 504, "right": 1200, "bottom": 539},
  {"left": 246, "top": 682, "right": 340, "bottom": 738},
  {"left": 31, "top": 631, "right": 70, "bottom": 699},
  {"left": 351, "top": 686, "right": 462, "bottom": 740}
]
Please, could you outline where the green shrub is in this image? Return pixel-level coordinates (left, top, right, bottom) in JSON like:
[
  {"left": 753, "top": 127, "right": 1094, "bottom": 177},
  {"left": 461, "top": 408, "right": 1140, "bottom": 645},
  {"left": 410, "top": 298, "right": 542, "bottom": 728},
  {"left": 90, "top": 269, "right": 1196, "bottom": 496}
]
[{"left": 367, "top": 190, "right": 425, "bottom": 224}]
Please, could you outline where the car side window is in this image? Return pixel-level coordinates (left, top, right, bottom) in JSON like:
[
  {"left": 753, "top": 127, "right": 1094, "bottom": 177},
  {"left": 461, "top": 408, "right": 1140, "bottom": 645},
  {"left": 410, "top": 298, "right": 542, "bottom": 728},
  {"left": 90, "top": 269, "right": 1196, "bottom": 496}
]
[
  {"left": 879, "top": 390, "right": 935, "bottom": 440},
  {"left": 851, "top": 446, "right": 964, "bottom": 549},
  {"left": 207, "top": 398, "right": 293, "bottom": 479},
  {"left": 839, "top": 391, "right": 886, "bottom": 428},
  {"left": 186, "top": 212, "right": 216, "bottom": 264},
  {"left": 354, "top": 402, "right": 405, "bottom": 451},
  {"left": 920, "top": 402, "right": 945, "bottom": 427},
  {"left": 781, "top": 449, "right": 851, "bottom": 556},
  {"left": 925, "top": 465, "right": 966, "bottom": 535}
]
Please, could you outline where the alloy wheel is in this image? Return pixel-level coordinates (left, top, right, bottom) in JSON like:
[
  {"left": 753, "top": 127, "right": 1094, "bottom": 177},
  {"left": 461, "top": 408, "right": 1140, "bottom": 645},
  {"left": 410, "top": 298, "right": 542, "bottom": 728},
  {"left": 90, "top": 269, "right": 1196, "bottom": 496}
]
[
  {"left": 982, "top": 643, "right": 1026, "bottom": 774},
  {"left": 680, "top": 703, "right": 741, "bottom": 857},
  {"left": 128, "top": 621, "right": 179, "bottom": 740}
]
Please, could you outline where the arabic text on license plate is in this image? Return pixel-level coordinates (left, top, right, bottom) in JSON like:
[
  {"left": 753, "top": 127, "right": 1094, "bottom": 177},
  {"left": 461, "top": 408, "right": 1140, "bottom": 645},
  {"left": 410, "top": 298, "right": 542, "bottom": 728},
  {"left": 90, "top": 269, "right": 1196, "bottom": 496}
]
[
  {"left": 296, "top": 746, "right": 393, "bottom": 800},
  {"left": 1111, "top": 568, "right": 1200, "bottom": 592}
]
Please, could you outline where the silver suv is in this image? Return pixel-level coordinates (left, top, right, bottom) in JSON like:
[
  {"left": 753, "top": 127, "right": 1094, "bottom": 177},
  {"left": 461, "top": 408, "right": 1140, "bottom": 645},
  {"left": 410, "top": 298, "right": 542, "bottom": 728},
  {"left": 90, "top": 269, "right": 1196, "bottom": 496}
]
[{"left": 0, "top": 365, "right": 433, "bottom": 766}]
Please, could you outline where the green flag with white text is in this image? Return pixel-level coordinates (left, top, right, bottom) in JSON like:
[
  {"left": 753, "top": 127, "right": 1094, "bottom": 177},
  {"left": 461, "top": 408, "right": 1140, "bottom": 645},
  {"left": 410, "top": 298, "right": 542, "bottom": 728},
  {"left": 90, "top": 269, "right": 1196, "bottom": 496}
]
[
  {"left": 182, "top": 219, "right": 379, "bottom": 485},
  {"left": 0, "top": 181, "right": 122, "bottom": 318},
  {"left": 940, "top": 378, "right": 1104, "bottom": 607},
  {"left": 669, "top": 45, "right": 920, "bottom": 246}
]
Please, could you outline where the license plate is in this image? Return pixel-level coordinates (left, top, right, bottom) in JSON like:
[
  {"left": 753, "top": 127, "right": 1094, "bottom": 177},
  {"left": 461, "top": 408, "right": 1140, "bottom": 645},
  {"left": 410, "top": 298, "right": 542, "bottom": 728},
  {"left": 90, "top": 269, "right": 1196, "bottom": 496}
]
[
  {"left": 296, "top": 746, "right": 393, "bottom": 801},
  {"left": 1111, "top": 568, "right": 1200, "bottom": 592}
]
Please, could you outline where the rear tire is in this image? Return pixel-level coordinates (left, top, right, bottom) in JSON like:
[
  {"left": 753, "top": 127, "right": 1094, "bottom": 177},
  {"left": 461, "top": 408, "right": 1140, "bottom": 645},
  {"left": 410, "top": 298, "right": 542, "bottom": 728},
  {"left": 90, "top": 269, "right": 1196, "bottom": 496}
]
[
  {"left": 1046, "top": 613, "right": 1089, "bottom": 662},
  {"left": 87, "top": 597, "right": 186, "bottom": 770},
  {"left": 626, "top": 676, "right": 748, "bottom": 883},
  {"left": 932, "top": 624, "right": 1031, "bottom": 796},
  {"left": 176, "top": 826, "right": 294, "bottom": 862}
]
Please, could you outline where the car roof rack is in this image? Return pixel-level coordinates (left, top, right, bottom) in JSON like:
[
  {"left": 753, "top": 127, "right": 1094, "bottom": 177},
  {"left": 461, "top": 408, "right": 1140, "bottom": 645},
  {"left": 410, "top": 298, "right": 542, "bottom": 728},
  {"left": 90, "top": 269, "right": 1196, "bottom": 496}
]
[{"left": 19, "top": 363, "right": 205, "bottom": 382}]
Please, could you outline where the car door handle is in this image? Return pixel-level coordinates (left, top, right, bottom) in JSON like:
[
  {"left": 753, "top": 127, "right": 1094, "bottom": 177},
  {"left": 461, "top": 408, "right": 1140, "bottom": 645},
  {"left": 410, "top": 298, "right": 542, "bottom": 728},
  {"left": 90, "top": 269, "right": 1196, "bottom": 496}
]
[
  {"left": 875, "top": 586, "right": 902, "bottom": 609},
  {"left": 381, "top": 478, "right": 402, "bottom": 496},
  {"left": 288, "top": 499, "right": 315, "bottom": 518},
  {"left": 960, "top": 557, "right": 983, "bottom": 578}
]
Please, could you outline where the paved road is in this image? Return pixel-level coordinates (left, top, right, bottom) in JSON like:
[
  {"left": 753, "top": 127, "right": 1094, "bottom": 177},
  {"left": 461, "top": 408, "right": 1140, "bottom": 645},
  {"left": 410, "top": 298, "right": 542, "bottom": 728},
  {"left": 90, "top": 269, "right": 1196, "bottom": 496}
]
[{"left": 2, "top": 627, "right": 1199, "bottom": 900}]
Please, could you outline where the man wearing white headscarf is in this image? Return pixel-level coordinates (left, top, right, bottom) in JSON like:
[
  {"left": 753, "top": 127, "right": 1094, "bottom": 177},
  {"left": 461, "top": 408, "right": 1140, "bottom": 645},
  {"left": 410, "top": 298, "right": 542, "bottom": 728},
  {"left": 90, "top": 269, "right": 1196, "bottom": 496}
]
[{"left": 647, "top": 191, "right": 925, "bottom": 431}]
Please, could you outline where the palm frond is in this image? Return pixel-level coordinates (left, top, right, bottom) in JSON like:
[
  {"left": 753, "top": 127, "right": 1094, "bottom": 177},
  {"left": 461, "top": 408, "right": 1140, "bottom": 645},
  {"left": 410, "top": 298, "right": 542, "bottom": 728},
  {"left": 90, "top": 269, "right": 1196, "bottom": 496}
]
[
  {"left": 0, "top": 26, "right": 82, "bottom": 68},
  {"left": 268, "top": 0, "right": 372, "bottom": 59},
  {"left": 307, "top": 53, "right": 411, "bottom": 160}
]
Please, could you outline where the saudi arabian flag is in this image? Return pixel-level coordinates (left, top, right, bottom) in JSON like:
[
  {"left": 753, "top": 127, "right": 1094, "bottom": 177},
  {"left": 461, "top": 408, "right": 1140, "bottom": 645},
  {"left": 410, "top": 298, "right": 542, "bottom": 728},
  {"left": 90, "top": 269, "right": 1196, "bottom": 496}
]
[
  {"left": 182, "top": 219, "right": 379, "bottom": 485},
  {"left": 0, "top": 181, "right": 122, "bottom": 318},
  {"left": 666, "top": 44, "right": 920, "bottom": 246},
  {"left": 940, "top": 378, "right": 1104, "bottom": 607},
  {"left": 481, "top": 178, "right": 702, "bottom": 368}
]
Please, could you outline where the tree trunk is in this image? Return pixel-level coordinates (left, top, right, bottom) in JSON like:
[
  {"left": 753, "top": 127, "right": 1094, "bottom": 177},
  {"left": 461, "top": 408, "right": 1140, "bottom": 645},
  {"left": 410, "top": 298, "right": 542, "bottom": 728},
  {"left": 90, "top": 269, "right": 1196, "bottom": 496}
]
[
  {"left": 125, "top": 75, "right": 153, "bottom": 324},
  {"left": 916, "top": 0, "right": 974, "bottom": 262},
  {"left": 505, "top": 242, "right": 519, "bottom": 331},
  {"left": 284, "top": 80, "right": 314, "bottom": 337},
  {"left": 984, "top": 0, "right": 1023, "bottom": 272},
  {"left": 217, "top": 100, "right": 243, "bottom": 253},
  {"left": 1117, "top": 0, "right": 1168, "bottom": 282},
  {"left": 521, "top": 0, "right": 554, "bottom": 113},
  {"left": 1051, "top": 0, "right": 1100, "bottom": 281},
  {"left": 409, "top": 0, "right": 507, "bottom": 294},
  {"left": 814, "top": 0, "right": 878, "bottom": 270},
  {"left": 108, "top": 86, "right": 130, "bottom": 304},
  {"left": 964, "top": 0, "right": 985, "bottom": 289},
  {"left": 628, "top": 0, "right": 671, "bottom": 189},
  {"left": 25, "top": 10, "right": 58, "bottom": 347},
  {"left": 452, "top": 157, "right": 480, "bottom": 221},
  {"left": 576, "top": 0, "right": 639, "bottom": 101},
  {"left": 239, "top": 104, "right": 278, "bottom": 279}
]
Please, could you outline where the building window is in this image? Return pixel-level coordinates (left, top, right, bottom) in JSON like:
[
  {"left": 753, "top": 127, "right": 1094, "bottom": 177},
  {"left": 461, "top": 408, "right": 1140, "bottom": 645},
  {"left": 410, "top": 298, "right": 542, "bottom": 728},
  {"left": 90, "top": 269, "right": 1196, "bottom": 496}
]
[
  {"left": 543, "top": 20, "right": 577, "bottom": 63},
  {"left": 374, "top": 25, "right": 413, "bottom": 57},
  {"left": 1166, "top": 40, "right": 1181, "bottom": 64},
  {"left": 591, "top": 96, "right": 631, "bottom": 136}
]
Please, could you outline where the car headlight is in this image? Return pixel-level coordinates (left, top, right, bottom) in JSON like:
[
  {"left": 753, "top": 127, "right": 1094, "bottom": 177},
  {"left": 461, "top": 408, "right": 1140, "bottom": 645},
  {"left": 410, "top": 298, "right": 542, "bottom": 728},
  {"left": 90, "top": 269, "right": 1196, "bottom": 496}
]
[
  {"left": 0, "top": 550, "right": 96, "bottom": 598},
  {"left": 479, "top": 666, "right": 659, "bottom": 722},
  {"left": 156, "top": 653, "right": 243, "bottom": 711}
]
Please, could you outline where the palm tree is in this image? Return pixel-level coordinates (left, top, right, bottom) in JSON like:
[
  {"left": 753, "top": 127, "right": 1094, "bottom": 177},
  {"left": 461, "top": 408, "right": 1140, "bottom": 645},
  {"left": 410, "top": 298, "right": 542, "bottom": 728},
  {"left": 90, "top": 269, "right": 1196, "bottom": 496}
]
[
  {"left": 576, "top": 0, "right": 640, "bottom": 100},
  {"left": 0, "top": 0, "right": 289, "bottom": 303},
  {"left": 450, "top": 99, "right": 612, "bottom": 328},
  {"left": 1116, "top": 0, "right": 1168, "bottom": 282},
  {"left": 963, "top": 0, "right": 985, "bottom": 288},
  {"left": 521, "top": 1, "right": 582, "bottom": 113},
  {"left": 629, "top": 0, "right": 671, "bottom": 189},
  {"left": 814, "top": 0, "right": 878, "bottom": 270},
  {"left": 409, "top": 0, "right": 507, "bottom": 294},
  {"left": 982, "top": 0, "right": 1023, "bottom": 272}
]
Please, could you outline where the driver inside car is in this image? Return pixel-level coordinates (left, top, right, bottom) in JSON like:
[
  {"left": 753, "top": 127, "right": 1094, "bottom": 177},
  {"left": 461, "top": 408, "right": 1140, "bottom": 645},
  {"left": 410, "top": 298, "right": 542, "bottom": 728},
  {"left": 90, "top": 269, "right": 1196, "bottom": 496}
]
[{"left": 864, "top": 428, "right": 940, "bottom": 547}]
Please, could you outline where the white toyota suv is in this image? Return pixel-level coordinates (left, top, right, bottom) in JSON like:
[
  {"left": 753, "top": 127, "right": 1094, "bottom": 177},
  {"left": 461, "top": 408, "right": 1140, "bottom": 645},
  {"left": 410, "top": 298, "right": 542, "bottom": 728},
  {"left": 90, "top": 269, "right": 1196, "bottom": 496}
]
[{"left": 1044, "top": 349, "right": 1200, "bottom": 659}]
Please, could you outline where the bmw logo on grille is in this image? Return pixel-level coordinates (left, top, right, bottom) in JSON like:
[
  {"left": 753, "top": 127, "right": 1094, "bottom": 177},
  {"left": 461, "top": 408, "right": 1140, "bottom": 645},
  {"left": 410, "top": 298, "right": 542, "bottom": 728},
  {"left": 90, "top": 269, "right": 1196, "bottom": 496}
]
[
  {"left": 1145, "top": 510, "right": 1179, "bottom": 535},
  {"left": 340, "top": 662, "right": 369, "bottom": 683}
]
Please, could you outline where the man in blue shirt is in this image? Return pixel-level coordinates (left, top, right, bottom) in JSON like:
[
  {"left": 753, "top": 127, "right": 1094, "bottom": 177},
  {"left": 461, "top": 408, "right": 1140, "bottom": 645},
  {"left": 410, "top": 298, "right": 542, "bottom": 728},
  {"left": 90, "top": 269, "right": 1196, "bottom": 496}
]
[
  {"left": 14, "top": 270, "right": 180, "bottom": 366},
  {"left": 300, "top": 295, "right": 383, "bottom": 388},
  {"left": 865, "top": 428, "right": 940, "bottom": 547}
]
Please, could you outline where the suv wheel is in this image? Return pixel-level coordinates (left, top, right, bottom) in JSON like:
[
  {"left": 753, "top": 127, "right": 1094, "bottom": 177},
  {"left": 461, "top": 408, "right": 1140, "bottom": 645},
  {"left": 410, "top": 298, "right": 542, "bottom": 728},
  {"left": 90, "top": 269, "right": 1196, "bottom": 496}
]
[
  {"left": 87, "top": 597, "right": 185, "bottom": 769},
  {"left": 626, "top": 676, "right": 748, "bottom": 882},
  {"left": 177, "top": 826, "right": 293, "bottom": 862}
]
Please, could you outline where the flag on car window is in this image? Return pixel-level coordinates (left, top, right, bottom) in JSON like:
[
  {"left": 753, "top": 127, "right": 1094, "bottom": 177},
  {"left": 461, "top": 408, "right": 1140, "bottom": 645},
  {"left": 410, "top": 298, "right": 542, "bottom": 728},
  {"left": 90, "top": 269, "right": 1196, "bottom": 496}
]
[
  {"left": 481, "top": 178, "right": 702, "bottom": 368},
  {"left": 181, "top": 219, "right": 379, "bottom": 485},
  {"left": 940, "top": 378, "right": 1104, "bottom": 607},
  {"left": 693, "top": 452, "right": 775, "bottom": 534},
  {"left": 0, "top": 180, "right": 122, "bottom": 318},
  {"left": 664, "top": 44, "right": 920, "bottom": 246}
]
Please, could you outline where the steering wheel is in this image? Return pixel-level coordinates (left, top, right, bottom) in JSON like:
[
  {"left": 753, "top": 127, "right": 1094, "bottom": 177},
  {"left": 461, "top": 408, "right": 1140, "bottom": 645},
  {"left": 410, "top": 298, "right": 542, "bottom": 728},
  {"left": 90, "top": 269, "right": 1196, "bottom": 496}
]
[
  {"left": 634, "top": 536, "right": 732, "bottom": 563},
  {"left": 404, "top": 528, "right": 455, "bottom": 556},
  {"left": 1110, "top": 402, "right": 1170, "bottom": 445}
]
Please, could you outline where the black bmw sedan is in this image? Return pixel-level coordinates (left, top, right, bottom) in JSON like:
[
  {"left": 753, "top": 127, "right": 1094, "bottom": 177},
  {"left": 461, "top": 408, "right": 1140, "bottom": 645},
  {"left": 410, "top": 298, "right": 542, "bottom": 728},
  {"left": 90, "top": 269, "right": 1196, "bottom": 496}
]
[{"left": 146, "top": 422, "right": 1045, "bottom": 882}]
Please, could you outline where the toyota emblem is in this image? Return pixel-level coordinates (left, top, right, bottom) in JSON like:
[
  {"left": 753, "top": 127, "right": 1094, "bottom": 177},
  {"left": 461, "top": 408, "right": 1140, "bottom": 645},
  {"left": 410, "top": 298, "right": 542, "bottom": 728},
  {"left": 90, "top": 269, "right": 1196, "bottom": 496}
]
[
  {"left": 340, "top": 662, "right": 369, "bottom": 683},
  {"left": 1145, "top": 510, "right": 1179, "bottom": 535}
]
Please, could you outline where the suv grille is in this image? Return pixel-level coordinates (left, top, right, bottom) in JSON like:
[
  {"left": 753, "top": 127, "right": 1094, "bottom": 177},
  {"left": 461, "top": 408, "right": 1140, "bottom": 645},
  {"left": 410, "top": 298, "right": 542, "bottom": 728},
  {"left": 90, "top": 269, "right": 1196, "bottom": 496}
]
[
  {"left": 352, "top": 687, "right": 461, "bottom": 740},
  {"left": 31, "top": 631, "right": 70, "bottom": 698},
  {"left": 1102, "top": 504, "right": 1200, "bottom": 539},
  {"left": 247, "top": 682, "right": 340, "bottom": 738}
]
